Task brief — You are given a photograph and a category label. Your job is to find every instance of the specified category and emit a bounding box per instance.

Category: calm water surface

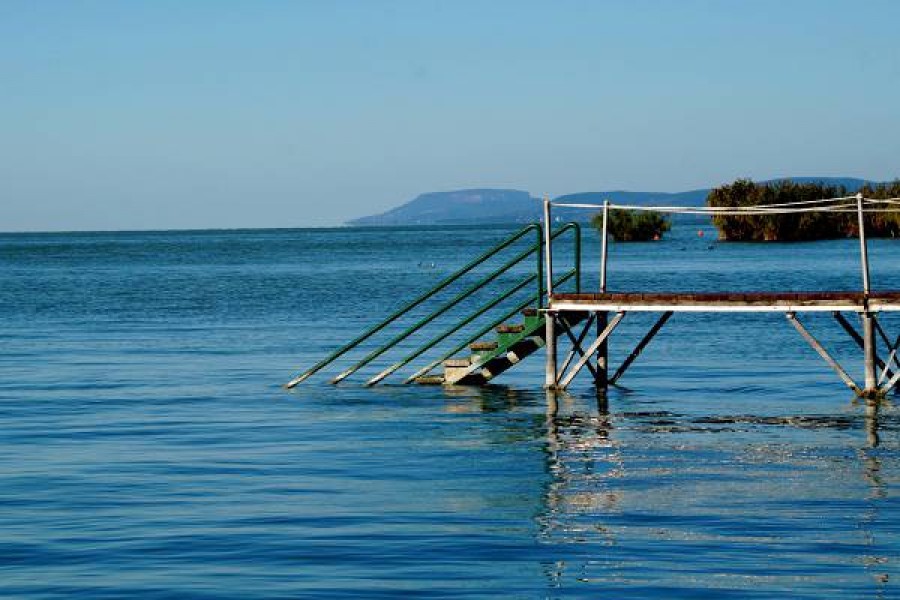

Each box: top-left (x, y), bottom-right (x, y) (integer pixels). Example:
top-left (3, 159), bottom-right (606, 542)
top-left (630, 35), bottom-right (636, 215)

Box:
top-left (1, 225), bottom-right (899, 598)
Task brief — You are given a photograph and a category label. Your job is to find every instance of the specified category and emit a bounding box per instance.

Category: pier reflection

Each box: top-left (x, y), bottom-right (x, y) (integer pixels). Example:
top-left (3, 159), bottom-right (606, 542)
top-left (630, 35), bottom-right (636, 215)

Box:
top-left (430, 385), bottom-right (896, 594)
top-left (538, 390), bottom-right (622, 548)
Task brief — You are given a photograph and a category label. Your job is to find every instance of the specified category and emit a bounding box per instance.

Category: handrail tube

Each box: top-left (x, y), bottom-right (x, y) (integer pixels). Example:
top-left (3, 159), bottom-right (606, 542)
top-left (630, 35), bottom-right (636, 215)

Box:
top-left (360, 223), bottom-right (579, 384)
top-left (543, 197), bottom-right (553, 297)
top-left (285, 223), bottom-right (541, 388)
top-left (367, 274), bottom-right (539, 385)
top-left (565, 222), bottom-right (581, 293)
top-left (404, 269), bottom-right (577, 383)
top-left (334, 231), bottom-right (543, 383)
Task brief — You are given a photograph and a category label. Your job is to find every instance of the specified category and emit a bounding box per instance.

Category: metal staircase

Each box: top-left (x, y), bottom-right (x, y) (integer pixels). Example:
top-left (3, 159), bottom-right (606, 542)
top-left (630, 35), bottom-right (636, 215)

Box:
top-left (284, 223), bottom-right (581, 388)
top-left (414, 308), bottom-right (589, 385)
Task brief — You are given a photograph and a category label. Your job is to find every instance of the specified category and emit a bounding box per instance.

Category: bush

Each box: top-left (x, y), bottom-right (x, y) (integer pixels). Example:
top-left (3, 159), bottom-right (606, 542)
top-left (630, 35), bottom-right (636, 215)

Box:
top-left (707, 179), bottom-right (900, 241)
top-left (592, 209), bottom-right (671, 242)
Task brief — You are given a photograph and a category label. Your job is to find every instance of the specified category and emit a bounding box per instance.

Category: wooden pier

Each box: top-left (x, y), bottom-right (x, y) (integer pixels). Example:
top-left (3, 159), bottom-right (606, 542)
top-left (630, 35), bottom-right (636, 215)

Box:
top-left (542, 194), bottom-right (900, 399)
top-left (286, 193), bottom-right (899, 398)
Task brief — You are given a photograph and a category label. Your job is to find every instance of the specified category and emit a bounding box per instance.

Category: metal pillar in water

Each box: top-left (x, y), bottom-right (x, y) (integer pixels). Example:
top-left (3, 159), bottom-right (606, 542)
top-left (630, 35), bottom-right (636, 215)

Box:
top-left (543, 196), bottom-right (557, 389)
top-left (596, 200), bottom-right (611, 394)
top-left (863, 314), bottom-right (877, 395)
top-left (856, 193), bottom-right (879, 396)
top-left (545, 312), bottom-right (558, 389)
top-left (595, 311), bottom-right (609, 394)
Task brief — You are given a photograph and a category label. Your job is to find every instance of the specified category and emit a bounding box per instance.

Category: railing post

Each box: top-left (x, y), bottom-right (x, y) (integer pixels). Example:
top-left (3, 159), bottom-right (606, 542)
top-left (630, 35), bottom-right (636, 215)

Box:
top-left (600, 200), bottom-right (610, 293)
top-left (857, 193), bottom-right (870, 296)
top-left (543, 195), bottom-right (553, 299)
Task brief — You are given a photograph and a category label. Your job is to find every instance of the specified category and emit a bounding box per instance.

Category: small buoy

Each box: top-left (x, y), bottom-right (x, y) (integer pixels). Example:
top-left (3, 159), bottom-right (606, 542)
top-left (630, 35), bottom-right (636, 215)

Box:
top-left (697, 230), bottom-right (704, 238)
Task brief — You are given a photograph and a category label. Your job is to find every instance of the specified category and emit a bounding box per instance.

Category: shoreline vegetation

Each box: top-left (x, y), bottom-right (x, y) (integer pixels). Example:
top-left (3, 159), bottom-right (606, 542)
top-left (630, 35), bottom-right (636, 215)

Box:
top-left (707, 179), bottom-right (900, 242)
top-left (591, 179), bottom-right (900, 242)
top-left (590, 209), bottom-right (671, 242)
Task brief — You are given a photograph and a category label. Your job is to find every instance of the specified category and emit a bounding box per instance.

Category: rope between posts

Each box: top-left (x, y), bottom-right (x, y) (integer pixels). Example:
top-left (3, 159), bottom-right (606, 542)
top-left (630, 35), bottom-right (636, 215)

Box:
top-left (551, 196), bottom-right (900, 215)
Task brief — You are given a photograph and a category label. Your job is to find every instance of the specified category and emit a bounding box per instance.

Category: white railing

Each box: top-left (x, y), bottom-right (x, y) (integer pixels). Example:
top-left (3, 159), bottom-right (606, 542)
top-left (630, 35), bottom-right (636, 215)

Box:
top-left (542, 192), bottom-right (900, 298)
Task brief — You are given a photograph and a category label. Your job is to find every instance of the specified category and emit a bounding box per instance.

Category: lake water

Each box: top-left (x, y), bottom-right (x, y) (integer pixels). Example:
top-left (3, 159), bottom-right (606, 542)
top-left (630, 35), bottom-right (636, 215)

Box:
top-left (1, 225), bottom-right (899, 598)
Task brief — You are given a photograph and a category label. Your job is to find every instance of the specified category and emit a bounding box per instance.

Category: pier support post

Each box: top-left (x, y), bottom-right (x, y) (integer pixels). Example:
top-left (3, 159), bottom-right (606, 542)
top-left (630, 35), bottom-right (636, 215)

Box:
top-left (545, 311), bottom-right (558, 389)
top-left (862, 311), bottom-right (878, 397)
top-left (595, 311), bottom-right (609, 394)
top-left (856, 192), bottom-right (881, 398)
top-left (597, 203), bottom-right (610, 395)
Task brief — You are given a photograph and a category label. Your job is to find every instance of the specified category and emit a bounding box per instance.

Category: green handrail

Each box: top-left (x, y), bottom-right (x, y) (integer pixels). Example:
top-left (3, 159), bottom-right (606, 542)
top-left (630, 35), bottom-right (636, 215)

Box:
top-left (402, 269), bottom-right (577, 384)
top-left (385, 224), bottom-right (579, 384)
top-left (367, 273), bottom-right (540, 386)
top-left (553, 222), bottom-right (581, 294)
top-left (284, 221), bottom-right (580, 387)
top-left (285, 224), bottom-right (542, 388)
top-left (339, 243), bottom-right (543, 384)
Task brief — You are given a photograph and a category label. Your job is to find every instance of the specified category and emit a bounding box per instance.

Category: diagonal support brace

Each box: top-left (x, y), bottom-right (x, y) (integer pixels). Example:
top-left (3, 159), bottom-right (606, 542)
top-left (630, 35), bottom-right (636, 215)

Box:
top-left (558, 314), bottom-right (598, 383)
top-left (558, 312), bottom-right (626, 389)
top-left (610, 311), bottom-right (672, 385)
top-left (833, 312), bottom-right (896, 384)
top-left (872, 319), bottom-right (900, 384)
top-left (880, 333), bottom-right (900, 385)
top-left (788, 312), bottom-right (862, 395)
top-left (883, 366), bottom-right (900, 394)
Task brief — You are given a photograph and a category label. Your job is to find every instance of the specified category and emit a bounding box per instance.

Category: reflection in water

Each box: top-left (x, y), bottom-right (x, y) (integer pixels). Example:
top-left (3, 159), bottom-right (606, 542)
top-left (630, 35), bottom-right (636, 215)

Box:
top-left (427, 384), bottom-right (897, 595)
top-left (866, 397), bottom-right (882, 449)
top-left (539, 390), bottom-right (622, 552)
top-left (529, 390), bottom-right (897, 595)
top-left (440, 384), bottom-right (533, 414)
top-left (861, 398), bottom-right (891, 595)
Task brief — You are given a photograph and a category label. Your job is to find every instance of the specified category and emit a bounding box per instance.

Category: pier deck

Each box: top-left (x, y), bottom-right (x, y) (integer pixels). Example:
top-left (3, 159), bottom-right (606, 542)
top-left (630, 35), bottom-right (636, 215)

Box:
top-left (551, 291), bottom-right (900, 313)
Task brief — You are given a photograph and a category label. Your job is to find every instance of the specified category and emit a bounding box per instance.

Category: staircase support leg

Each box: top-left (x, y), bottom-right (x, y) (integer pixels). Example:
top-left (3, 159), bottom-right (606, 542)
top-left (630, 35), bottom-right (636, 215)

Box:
top-left (545, 311), bottom-right (558, 389)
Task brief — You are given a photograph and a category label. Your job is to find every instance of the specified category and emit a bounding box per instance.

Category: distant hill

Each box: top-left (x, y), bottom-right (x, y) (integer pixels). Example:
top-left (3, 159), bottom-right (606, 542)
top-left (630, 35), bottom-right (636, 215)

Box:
top-left (347, 177), bottom-right (878, 226)
top-left (348, 189), bottom-right (538, 226)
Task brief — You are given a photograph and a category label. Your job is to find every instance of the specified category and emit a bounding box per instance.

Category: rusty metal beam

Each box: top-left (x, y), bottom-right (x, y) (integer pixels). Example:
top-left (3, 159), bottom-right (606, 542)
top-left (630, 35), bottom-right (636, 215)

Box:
top-left (609, 311), bottom-right (672, 385)
top-left (787, 312), bottom-right (862, 395)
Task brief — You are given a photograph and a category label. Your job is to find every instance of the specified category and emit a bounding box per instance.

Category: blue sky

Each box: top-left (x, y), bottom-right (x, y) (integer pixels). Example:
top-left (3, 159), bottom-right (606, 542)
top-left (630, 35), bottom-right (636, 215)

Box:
top-left (2, 0), bottom-right (899, 231)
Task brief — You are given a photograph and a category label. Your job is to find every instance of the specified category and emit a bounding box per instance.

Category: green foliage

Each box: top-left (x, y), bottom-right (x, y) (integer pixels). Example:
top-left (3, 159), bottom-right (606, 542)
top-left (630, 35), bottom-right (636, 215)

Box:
top-left (707, 179), bottom-right (900, 241)
top-left (592, 209), bottom-right (671, 242)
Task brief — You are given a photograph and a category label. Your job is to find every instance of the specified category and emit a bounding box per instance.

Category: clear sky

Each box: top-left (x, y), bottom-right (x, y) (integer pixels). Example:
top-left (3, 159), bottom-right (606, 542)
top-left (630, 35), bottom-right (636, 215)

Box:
top-left (2, 0), bottom-right (899, 231)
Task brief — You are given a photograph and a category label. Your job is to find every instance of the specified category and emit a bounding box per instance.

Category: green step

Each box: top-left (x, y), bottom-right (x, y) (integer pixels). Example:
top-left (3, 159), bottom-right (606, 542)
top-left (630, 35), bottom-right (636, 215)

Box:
top-left (444, 311), bottom-right (589, 385)
top-left (443, 358), bottom-right (471, 368)
top-left (470, 340), bottom-right (498, 351)
top-left (496, 324), bottom-right (525, 334)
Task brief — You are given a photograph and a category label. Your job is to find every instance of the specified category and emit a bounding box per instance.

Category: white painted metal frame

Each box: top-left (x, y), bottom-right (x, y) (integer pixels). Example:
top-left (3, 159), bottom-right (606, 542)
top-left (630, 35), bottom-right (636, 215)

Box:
top-left (539, 191), bottom-right (900, 396)
top-left (549, 301), bottom-right (900, 313)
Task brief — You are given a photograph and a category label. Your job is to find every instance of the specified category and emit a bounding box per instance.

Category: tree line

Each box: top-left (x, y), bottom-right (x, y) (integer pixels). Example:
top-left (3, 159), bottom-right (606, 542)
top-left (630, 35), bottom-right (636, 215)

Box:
top-left (707, 179), bottom-right (900, 241)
